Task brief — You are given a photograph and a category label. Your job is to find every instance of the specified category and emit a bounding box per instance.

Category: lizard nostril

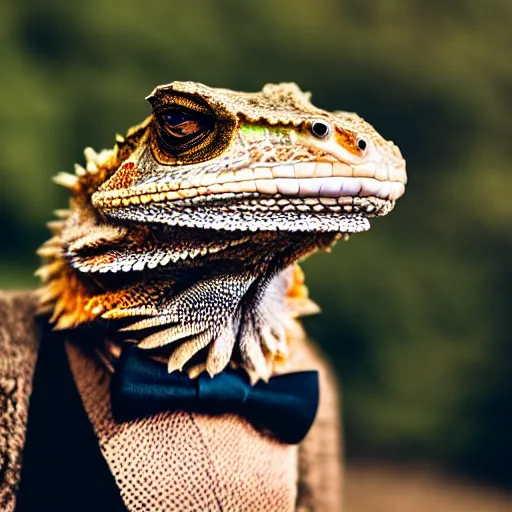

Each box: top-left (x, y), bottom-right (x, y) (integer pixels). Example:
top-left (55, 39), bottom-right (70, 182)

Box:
top-left (357, 137), bottom-right (368, 152)
top-left (310, 120), bottom-right (332, 139)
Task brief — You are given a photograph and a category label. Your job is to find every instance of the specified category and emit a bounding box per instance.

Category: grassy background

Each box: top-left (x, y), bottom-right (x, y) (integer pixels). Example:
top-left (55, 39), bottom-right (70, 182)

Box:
top-left (1, 0), bottom-right (511, 488)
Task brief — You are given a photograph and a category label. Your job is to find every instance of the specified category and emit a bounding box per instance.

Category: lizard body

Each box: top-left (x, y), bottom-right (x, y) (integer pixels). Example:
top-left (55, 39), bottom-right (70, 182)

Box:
top-left (37, 82), bottom-right (406, 382)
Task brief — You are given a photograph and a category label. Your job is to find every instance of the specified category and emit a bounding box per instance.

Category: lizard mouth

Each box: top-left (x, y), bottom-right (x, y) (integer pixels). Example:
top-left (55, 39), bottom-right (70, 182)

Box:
top-left (92, 161), bottom-right (405, 233)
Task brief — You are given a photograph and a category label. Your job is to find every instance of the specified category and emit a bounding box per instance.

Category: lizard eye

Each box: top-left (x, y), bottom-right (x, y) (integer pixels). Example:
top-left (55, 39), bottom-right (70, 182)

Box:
top-left (310, 120), bottom-right (332, 139)
top-left (158, 107), bottom-right (215, 151)
top-left (148, 91), bottom-right (238, 165)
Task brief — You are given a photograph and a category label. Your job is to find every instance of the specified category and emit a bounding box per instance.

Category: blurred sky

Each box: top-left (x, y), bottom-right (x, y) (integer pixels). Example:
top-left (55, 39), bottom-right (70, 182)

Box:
top-left (0, 0), bottom-right (511, 488)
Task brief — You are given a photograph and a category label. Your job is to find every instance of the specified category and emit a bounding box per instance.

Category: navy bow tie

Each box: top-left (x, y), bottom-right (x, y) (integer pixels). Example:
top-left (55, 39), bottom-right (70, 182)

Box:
top-left (110, 346), bottom-right (319, 444)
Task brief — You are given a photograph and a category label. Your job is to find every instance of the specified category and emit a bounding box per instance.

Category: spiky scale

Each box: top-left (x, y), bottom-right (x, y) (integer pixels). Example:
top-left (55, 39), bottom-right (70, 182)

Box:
top-left (138, 323), bottom-right (206, 350)
top-left (53, 172), bottom-right (80, 191)
top-left (206, 326), bottom-right (237, 377)
top-left (167, 331), bottom-right (212, 373)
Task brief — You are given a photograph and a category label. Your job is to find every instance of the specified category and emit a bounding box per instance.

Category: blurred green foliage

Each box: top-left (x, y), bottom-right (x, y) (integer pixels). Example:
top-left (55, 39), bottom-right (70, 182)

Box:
top-left (1, 0), bottom-right (510, 487)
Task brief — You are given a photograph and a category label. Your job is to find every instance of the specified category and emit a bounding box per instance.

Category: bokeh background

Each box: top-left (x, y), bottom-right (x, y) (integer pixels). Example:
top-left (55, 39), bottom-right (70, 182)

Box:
top-left (1, 0), bottom-right (511, 505)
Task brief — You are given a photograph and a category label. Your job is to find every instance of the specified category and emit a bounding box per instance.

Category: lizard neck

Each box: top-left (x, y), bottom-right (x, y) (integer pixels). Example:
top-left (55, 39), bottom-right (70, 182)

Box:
top-left (37, 202), bottom-right (331, 381)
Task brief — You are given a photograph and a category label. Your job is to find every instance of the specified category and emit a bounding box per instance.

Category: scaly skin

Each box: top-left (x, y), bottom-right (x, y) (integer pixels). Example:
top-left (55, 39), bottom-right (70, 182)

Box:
top-left (37, 82), bottom-right (406, 381)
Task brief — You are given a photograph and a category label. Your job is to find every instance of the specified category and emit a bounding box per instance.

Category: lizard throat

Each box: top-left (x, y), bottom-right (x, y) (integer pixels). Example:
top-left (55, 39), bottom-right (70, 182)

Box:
top-left (37, 214), bottom-right (337, 381)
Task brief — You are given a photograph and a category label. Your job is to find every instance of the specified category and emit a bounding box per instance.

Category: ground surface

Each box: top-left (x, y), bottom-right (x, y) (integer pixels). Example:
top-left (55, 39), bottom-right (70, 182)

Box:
top-left (345, 463), bottom-right (512, 512)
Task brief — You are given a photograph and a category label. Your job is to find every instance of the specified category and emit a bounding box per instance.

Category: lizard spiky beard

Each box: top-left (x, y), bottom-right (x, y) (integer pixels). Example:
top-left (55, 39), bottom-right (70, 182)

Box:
top-left (37, 82), bottom-right (406, 381)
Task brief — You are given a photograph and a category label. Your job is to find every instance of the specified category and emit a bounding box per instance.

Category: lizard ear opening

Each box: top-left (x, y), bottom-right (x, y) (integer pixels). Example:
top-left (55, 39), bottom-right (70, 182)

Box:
top-left (149, 92), bottom-right (237, 165)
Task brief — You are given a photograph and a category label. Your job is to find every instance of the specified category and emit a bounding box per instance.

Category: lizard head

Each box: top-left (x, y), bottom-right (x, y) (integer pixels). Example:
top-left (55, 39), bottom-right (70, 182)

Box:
top-left (92, 81), bottom-right (406, 232)
top-left (38, 82), bottom-right (406, 381)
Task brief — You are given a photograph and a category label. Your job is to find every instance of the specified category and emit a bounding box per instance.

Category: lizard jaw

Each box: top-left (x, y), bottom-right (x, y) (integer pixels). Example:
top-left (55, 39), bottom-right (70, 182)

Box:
top-left (92, 160), bottom-right (404, 233)
top-left (98, 195), bottom-right (376, 233)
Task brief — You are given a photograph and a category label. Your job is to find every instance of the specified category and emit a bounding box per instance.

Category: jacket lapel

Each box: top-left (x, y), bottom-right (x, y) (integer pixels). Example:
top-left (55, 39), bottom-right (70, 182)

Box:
top-left (0, 292), bottom-right (39, 512)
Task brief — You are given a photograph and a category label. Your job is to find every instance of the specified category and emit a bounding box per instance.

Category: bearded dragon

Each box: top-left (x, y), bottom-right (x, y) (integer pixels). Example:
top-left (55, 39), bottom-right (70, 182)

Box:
top-left (36, 81), bottom-right (406, 383)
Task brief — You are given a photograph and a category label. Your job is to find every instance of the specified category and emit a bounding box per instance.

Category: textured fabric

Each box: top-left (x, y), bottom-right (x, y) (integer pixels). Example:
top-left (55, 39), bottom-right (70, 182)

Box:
top-left (0, 291), bottom-right (38, 512)
top-left (293, 341), bottom-right (344, 512)
top-left (67, 341), bottom-right (300, 512)
top-left (15, 329), bottom-right (126, 512)
top-left (112, 344), bottom-right (319, 444)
